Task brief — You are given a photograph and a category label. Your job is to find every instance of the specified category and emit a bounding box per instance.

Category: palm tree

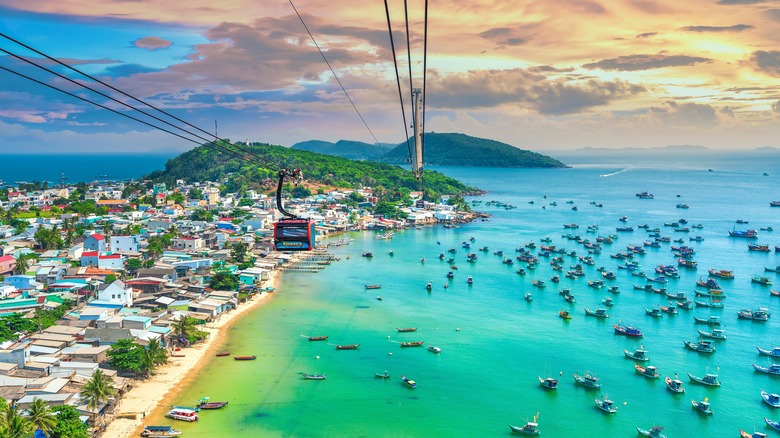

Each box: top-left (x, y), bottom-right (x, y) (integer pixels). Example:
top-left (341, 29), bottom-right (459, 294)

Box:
top-left (24, 398), bottom-right (57, 437)
top-left (1, 402), bottom-right (35, 438)
top-left (172, 316), bottom-right (197, 347)
top-left (80, 370), bottom-right (117, 425)
top-left (13, 253), bottom-right (35, 275)
top-left (146, 338), bottom-right (168, 367)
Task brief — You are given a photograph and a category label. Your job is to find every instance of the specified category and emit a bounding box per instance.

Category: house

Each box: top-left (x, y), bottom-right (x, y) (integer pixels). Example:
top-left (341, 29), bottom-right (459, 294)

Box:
top-left (83, 234), bottom-right (107, 252)
top-left (110, 235), bottom-right (140, 253)
top-left (80, 252), bottom-right (124, 270)
top-left (0, 255), bottom-right (16, 275)
top-left (2, 275), bottom-right (40, 291)
top-left (96, 280), bottom-right (134, 307)
top-left (171, 237), bottom-right (204, 251)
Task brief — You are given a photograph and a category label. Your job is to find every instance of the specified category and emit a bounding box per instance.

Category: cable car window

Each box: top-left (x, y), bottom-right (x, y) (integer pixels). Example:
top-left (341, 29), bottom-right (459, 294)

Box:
top-left (279, 226), bottom-right (308, 238)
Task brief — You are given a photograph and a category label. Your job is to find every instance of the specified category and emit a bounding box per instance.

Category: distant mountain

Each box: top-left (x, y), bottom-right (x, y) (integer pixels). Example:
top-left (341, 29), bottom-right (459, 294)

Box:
top-left (381, 133), bottom-right (565, 168)
top-left (291, 140), bottom-right (395, 160)
top-left (576, 145), bottom-right (710, 152)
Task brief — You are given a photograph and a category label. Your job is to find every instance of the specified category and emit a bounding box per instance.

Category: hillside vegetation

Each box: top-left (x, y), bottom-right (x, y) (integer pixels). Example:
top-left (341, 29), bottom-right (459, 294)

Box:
top-left (291, 140), bottom-right (395, 160)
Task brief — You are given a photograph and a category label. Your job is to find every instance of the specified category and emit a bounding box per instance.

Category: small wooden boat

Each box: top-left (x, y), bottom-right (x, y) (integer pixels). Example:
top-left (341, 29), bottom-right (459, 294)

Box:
top-left (695, 299), bottom-right (724, 308)
top-left (166, 408), bottom-right (199, 422)
top-left (524, 292), bottom-right (533, 301)
top-left (693, 315), bottom-right (721, 325)
top-left (738, 308), bottom-right (770, 321)
top-left (302, 373), bottom-right (326, 380)
top-left (739, 429), bottom-right (768, 438)
top-left (374, 371), bottom-right (390, 379)
top-left (584, 308), bottom-right (609, 318)
top-left (765, 417), bottom-right (780, 432)
top-left (197, 397), bottom-right (228, 409)
top-left (614, 324), bottom-right (642, 337)
top-left (559, 310), bottom-right (572, 320)
top-left (396, 328), bottom-right (417, 332)
top-left (684, 340), bottom-right (715, 354)
top-left (336, 344), bottom-right (360, 350)
top-left (365, 284), bottom-right (381, 289)
top-left (666, 376), bottom-right (685, 393)
top-left (636, 425), bottom-right (666, 438)
top-left (762, 389), bottom-right (780, 407)
top-left (427, 345), bottom-right (442, 354)
top-left (753, 363), bottom-right (780, 375)
top-left (376, 296), bottom-right (382, 301)
top-left (573, 371), bottom-right (601, 389)
top-left (141, 426), bottom-right (183, 437)
top-left (595, 395), bottom-right (618, 413)
top-left (687, 372), bottom-right (720, 386)
top-left (635, 364), bottom-right (659, 378)
top-left (308, 335), bottom-right (328, 341)
top-left (752, 275), bottom-right (772, 286)
top-left (539, 376), bottom-right (558, 389)
top-left (401, 375), bottom-right (417, 388)
top-left (216, 352), bottom-right (230, 357)
top-left (708, 269), bottom-right (734, 279)
top-left (509, 420), bottom-right (540, 435)
top-left (645, 307), bottom-right (663, 318)
top-left (400, 341), bottom-right (425, 348)
top-left (625, 349), bottom-right (649, 361)
top-left (608, 286), bottom-right (620, 294)
top-left (696, 328), bottom-right (726, 340)
top-left (233, 355), bottom-right (257, 361)
top-left (691, 399), bottom-right (713, 415)
top-left (758, 346), bottom-right (780, 357)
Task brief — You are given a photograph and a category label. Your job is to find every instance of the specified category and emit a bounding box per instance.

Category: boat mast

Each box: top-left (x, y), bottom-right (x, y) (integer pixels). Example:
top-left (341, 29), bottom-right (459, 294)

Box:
top-left (411, 87), bottom-right (423, 180)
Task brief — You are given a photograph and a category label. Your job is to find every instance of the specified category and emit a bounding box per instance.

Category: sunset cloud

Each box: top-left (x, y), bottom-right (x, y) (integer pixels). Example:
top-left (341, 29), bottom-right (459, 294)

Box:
top-left (134, 36), bottom-right (173, 50)
top-left (679, 24), bottom-right (753, 32)
top-left (582, 53), bottom-right (711, 71)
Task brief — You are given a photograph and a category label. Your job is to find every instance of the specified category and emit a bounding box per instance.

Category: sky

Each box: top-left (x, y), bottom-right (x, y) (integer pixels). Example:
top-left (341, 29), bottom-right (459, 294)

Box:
top-left (1, 0), bottom-right (779, 155)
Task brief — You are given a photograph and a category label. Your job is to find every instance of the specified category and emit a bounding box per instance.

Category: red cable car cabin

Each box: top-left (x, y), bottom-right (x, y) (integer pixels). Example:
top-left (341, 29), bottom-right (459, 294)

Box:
top-left (273, 218), bottom-right (316, 251)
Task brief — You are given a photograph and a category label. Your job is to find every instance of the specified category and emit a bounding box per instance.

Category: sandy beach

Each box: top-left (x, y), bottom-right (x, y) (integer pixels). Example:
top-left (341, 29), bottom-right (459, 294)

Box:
top-left (103, 271), bottom-right (282, 438)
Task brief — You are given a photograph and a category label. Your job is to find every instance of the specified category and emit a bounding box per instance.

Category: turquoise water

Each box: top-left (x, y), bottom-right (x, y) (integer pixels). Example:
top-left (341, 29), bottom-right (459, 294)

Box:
top-left (158, 158), bottom-right (780, 437)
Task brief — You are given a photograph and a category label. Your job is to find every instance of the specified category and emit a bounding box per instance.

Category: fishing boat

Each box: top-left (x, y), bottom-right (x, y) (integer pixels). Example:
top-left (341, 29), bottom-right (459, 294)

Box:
top-left (166, 408), bottom-right (199, 422)
top-left (401, 375), bottom-right (417, 388)
top-left (400, 341), bottom-right (425, 348)
top-left (696, 278), bottom-right (721, 289)
top-left (695, 299), bottom-right (724, 308)
top-left (302, 373), bottom-right (326, 380)
top-left (467, 275), bottom-right (473, 284)
top-left (308, 335), bottom-right (328, 341)
top-left (694, 289), bottom-right (726, 298)
top-left (614, 324), bottom-right (642, 337)
top-left (625, 348), bottom-right (649, 361)
top-left (197, 397), bottom-right (228, 409)
top-left (573, 371), bottom-right (601, 389)
top-left (666, 376), bottom-right (685, 393)
top-left (739, 430), bottom-right (767, 438)
top-left (584, 308), bottom-right (609, 318)
top-left (588, 279), bottom-right (605, 288)
top-left (693, 315), bottom-right (721, 325)
top-left (765, 418), bottom-right (780, 432)
top-left (233, 355), bottom-right (257, 360)
top-left (687, 372), bottom-right (720, 386)
top-left (532, 280), bottom-right (546, 288)
top-left (677, 258), bottom-right (698, 268)
top-left (729, 229), bottom-right (758, 238)
top-left (559, 310), bottom-right (572, 320)
top-left (752, 275), bottom-right (772, 286)
top-left (524, 292), bottom-right (533, 301)
top-left (365, 284), bottom-right (381, 289)
top-left (361, 251), bottom-right (373, 257)
top-left (595, 395), bottom-right (618, 413)
top-left (539, 376), bottom-right (558, 389)
top-left (509, 421), bottom-right (540, 435)
top-left (446, 271), bottom-right (454, 279)
top-left (645, 307), bottom-right (663, 318)
top-left (660, 304), bottom-right (678, 315)
top-left (757, 346), bottom-right (780, 357)
top-left (677, 300), bottom-right (694, 309)
top-left (427, 345), bottom-right (442, 354)
top-left (762, 390), bottom-right (780, 407)
top-left (374, 371), bottom-right (390, 379)
top-left (396, 327), bottom-right (417, 332)
top-left (696, 328), bottom-right (726, 340)
top-left (691, 399), bottom-right (713, 415)
top-left (608, 285), bottom-right (620, 294)
top-left (766, 265), bottom-right (780, 273)
top-left (215, 352), bottom-right (230, 357)
top-left (636, 425), bottom-right (666, 438)
top-left (335, 344), bottom-right (360, 350)
top-left (753, 363), bottom-right (780, 375)
top-left (426, 282), bottom-right (432, 291)
top-left (666, 291), bottom-right (687, 300)
top-left (602, 297), bottom-right (614, 307)
top-left (376, 296), bottom-right (382, 300)
top-left (684, 340), bottom-right (716, 353)
top-left (635, 364), bottom-right (659, 378)
top-left (737, 308), bottom-right (770, 321)
top-left (646, 276), bottom-right (667, 284)
top-left (708, 269), bottom-right (735, 279)
top-left (141, 426), bottom-right (183, 437)
top-left (749, 243), bottom-right (771, 252)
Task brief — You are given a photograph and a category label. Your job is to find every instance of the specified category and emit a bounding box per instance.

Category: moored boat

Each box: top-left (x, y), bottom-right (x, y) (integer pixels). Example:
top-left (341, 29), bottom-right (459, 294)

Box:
top-left (308, 335), bottom-right (328, 341)
top-left (573, 371), bottom-right (601, 389)
top-left (365, 284), bottom-right (381, 289)
top-left (141, 426), bottom-right (183, 437)
top-left (396, 327), bottom-right (417, 332)
top-left (336, 344), bottom-right (360, 350)
top-left (684, 340), bottom-right (716, 353)
top-left (666, 376), bottom-right (685, 393)
top-left (509, 421), bottom-right (540, 435)
top-left (427, 345), bottom-right (442, 354)
top-left (693, 315), bottom-right (721, 325)
top-left (737, 308), bottom-right (770, 321)
top-left (762, 389), bottom-right (780, 407)
top-left (635, 364), bottom-right (659, 378)
top-left (197, 397), bottom-right (228, 409)
top-left (691, 399), bottom-right (713, 415)
top-left (302, 373), bottom-right (326, 380)
top-left (687, 372), bottom-right (720, 386)
top-left (215, 351), bottom-right (230, 357)
top-left (765, 417), bottom-right (780, 432)
top-left (524, 292), bottom-right (533, 301)
top-left (752, 275), bottom-right (772, 286)
top-left (374, 371), bottom-right (390, 379)
top-left (625, 348), bottom-right (649, 361)
top-left (614, 324), bottom-right (642, 337)
top-left (539, 376), bottom-right (558, 389)
top-left (400, 341), bottom-right (425, 348)
top-left (708, 269), bottom-right (735, 279)
top-left (696, 328), bottom-right (726, 340)
top-left (645, 307), bottom-right (663, 317)
top-left (739, 429), bottom-right (767, 438)
top-left (729, 229), bottom-right (758, 238)
top-left (559, 310), bottom-right (572, 320)
top-left (166, 408), bottom-right (198, 422)
top-left (233, 355), bottom-right (256, 360)
top-left (584, 308), bottom-right (609, 318)
top-left (636, 425), bottom-right (666, 437)
top-left (757, 346), bottom-right (780, 357)
top-left (401, 375), bottom-right (417, 388)
top-left (753, 363), bottom-right (780, 375)
top-left (595, 395), bottom-right (618, 413)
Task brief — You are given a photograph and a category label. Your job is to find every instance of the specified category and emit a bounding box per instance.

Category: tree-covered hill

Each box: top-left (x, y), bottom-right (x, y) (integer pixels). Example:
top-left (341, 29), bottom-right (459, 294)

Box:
top-left (145, 141), bottom-right (477, 198)
top-left (291, 140), bottom-right (395, 160)
top-left (381, 132), bottom-right (566, 168)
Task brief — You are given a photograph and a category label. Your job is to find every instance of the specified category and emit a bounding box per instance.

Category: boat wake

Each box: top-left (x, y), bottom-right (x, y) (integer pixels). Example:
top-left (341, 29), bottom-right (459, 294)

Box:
top-left (600, 168), bottom-right (628, 178)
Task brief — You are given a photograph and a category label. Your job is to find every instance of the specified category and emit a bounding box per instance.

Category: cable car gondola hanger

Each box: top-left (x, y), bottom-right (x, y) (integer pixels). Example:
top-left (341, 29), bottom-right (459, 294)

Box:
top-left (273, 168), bottom-right (317, 251)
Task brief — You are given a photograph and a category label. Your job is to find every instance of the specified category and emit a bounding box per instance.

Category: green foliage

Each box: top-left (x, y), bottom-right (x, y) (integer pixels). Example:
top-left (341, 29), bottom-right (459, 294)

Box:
top-left (168, 192), bottom-right (186, 205)
top-left (80, 369), bottom-right (117, 412)
top-left (231, 241), bottom-right (248, 263)
top-left (0, 300), bottom-right (74, 342)
top-left (63, 200), bottom-right (100, 216)
top-left (291, 139), bottom-right (396, 160)
top-left (107, 339), bottom-right (145, 375)
top-left (382, 132), bottom-right (566, 168)
top-left (1, 401), bottom-right (34, 438)
top-left (237, 198), bottom-right (254, 207)
top-left (25, 397), bottom-right (58, 436)
top-left (209, 271), bottom-right (239, 291)
top-left (50, 405), bottom-right (89, 438)
top-left (291, 186), bottom-right (312, 198)
top-left (34, 226), bottom-right (64, 250)
top-left (104, 274), bottom-right (117, 284)
top-left (191, 209), bottom-right (213, 222)
top-left (173, 316), bottom-right (208, 345)
top-left (373, 201), bottom-right (402, 219)
top-left (188, 188), bottom-right (203, 199)
top-left (125, 258), bottom-right (142, 274)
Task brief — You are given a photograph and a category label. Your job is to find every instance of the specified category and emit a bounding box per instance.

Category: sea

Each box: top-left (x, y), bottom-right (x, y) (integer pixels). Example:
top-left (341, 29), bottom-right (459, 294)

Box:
top-left (126, 150), bottom-right (780, 437)
top-left (0, 154), bottom-right (174, 185)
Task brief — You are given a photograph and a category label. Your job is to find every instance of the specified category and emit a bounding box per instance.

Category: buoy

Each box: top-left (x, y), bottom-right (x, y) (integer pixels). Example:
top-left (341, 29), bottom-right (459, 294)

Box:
top-left (387, 335), bottom-right (391, 339)
top-left (455, 328), bottom-right (461, 331)
top-left (388, 352), bottom-right (393, 356)
top-left (316, 356), bottom-right (320, 359)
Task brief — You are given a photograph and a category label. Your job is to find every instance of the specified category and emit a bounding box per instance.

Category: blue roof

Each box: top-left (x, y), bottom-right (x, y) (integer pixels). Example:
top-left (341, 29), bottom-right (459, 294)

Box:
top-left (123, 316), bottom-right (152, 323)
top-left (148, 326), bottom-right (171, 334)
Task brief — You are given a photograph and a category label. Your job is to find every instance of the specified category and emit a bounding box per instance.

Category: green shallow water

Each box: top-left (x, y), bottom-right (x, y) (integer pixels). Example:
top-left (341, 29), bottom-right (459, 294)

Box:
top-left (151, 161), bottom-right (780, 437)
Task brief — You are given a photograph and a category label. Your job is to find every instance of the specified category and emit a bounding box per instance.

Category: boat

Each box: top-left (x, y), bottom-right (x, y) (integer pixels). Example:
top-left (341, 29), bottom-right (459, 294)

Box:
top-left (400, 341), bottom-right (425, 347)
top-left (374, 371), bottom-right (390, 379)
top-left (376, 296), bottom-right (382, 300)
top-left (141, 426), bottom-right (183, 437)
top-left (216, 352), bottom-right (230, 357)
top-left (693, 315), bottom-right (721, 325)
top-left (427, 345), bottom-right (442, 354)
top-left (694, 289), bottom-right (726, 298)
top-left (753, 363), bottom-right (780, 375)
top-left (666, 376), bottom-right (685, 393)
top-left (336, 344), bottom-right (360, 350)
top-left (752, 275), bottom-right (772, 286)
top-left (774, 289), bottom-right (780, 297)
top-left (696, 328), bottom-right (726, 340)
top-left (302, 373), bottom-right (326, 380)
top-left (676, 203), bottom-right (689, 209)
top-left (362, 251), bottom-right (374, 257)
top-left (635, 364), bottom-right (659, 378)
top-left (559, 310), bottom-right (572, 320)
top-left (532, 280), bottom-right (546, 288)
top-left (636, 425), bottom-right (666, 438)
top-left (595, 395), bottom-right (618, 413)
top-left (687, 372), bottom-right (720, 386)
top-left (614, 324), bottom-right (642, 337)
top-left (708, 269), bottom-right (735, 279)
top-left (584, 308), bottom-right (609, 318)
top-left (695, 299), bottom-right (724, 308)
top-left (749, 243), bottom-right (772, 252)
top-left (757, 346), bottom-right (780, 357)
top-left (602, 297), bottom-right (614, 307)
top-left (539, 376), bottom-right (558, 389)
top-left (625, 349), bottom-right (649, 361)
top-left (696, 278), bottom-right (721, 289)
top-left (396, 327), bottom-right (417, 332)
top-left (308, 335), bottom-right (328, 341)
top-left (762, 390), bottom-right (780, 407)
top-left (737, 219), bottom-right (750, 224)
top-left (636, 192), bottom-right (654, 199)
top-left (573, 371), bottom-right (601, 389)
top-left (425, 282), bottom-right (432, 291)
top-left (740, 429), bottom-right (768, 438)
top-left (446, 271), bottom-right (454, 279)
top-left (737, 308), bottom-right (770, 321)
top-left (616, 226), bottom-right (633, 232)
top-left (765, 418), bottom-right (780, 432)
top-left (660, 304), bottom-right (678, 315)
top-left (684, 340), bottom-right (716, 353)
top-left (166, 408), bottom-right (199, 422)
top-left (401, 375), bottom-right (417, 388)
top-left (509, 421), bottom-right (540, 435)
top-left (766, 265), bottom-right (780, 273)
top-left (365, 284), bottom-right (381, 289)
top-left (608, 285), bottom-right (620, 294)
top-left (691, 399), bottom-right (713, 415)
top-left (197, 397), bottom-right (228, 409)
top-left (524, 292), bottom-right (533, 301)
top-left (233, 355), bottom-right (257, 360)
top-left (467, 275), bottom-right (473, 284)
top-left (729, 229), bottom-right (758, 238)
top-left (645, 307), bottom-right (663, 317)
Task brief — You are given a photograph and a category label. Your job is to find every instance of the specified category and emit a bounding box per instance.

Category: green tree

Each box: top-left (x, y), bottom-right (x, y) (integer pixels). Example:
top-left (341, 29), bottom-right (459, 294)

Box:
top-left (373, 201), bottom-right (400, 218)
top-left (190, 209), bottom-right (213, 222)
top-left (208, 271), bottom-right (239, 291)
top-left (103, 274), bottom-right (117, 284)
top-left (291, 186), bottom-right (312, 198)
top-left (34, 226), bottom-right (64, 250)
top-left (172, 316), bottom-right (207, 346)
top-left (145, 337), bottom-right (168, 367)
top-left (188, 188), bottom-right (203, 199)
top-left (125, 258), bottom-right (142, 276)
top-left (168, 192), bottom-right (185, 205)
top-left (50, 405), bottom-right (89, 438)
top-left (13, 253), bottom-right (38, 275)
top-left (231, 241), bottom-right (248, 263)
top-left (107, 339), bottom-right (144, 375)
top-left (1, 401), bottom-right (34, 438)
top-left (79, 369), bottom-right (117, 420)
top-left (25, 397), bottom-right (57, 437)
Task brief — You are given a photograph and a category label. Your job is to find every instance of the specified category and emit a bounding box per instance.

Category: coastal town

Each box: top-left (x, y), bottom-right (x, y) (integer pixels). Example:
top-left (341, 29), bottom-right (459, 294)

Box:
top-left (0, 176), bottom-right (478, 437)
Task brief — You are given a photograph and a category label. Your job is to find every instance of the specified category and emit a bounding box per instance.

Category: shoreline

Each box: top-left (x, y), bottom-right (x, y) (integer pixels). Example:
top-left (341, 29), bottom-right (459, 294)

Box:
top-left (104, 270), bottom-right (283, 438)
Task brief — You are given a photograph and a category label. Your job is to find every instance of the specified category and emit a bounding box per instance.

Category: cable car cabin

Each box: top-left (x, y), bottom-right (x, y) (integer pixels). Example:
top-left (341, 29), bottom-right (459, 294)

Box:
top-left (273, 219), bottom-right (316, 251)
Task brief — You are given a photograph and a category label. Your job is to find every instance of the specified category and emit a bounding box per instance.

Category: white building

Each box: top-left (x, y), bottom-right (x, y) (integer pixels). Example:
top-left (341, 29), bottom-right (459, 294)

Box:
top-left (110, 235), bottom-right (140, 253)
top-left (97, 280), bottom-right (134, 307)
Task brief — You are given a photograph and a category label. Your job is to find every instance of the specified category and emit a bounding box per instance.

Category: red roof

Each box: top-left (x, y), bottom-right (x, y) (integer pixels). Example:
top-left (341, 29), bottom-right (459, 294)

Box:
top-left (90, 234), bottom-right (105, 241)
top-left (0, 255), bottom-right (15, 263)
top-left (82, 251), bottom-right (99, 257)
top-left (99, 254), bottom-right (122, 259)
